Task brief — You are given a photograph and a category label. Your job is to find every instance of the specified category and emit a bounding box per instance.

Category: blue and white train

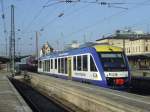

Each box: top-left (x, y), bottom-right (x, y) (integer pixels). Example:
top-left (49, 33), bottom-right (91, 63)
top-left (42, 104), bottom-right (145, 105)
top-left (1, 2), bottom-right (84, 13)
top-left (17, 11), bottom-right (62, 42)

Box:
top-left (38, 44), bottom-right (131, 89)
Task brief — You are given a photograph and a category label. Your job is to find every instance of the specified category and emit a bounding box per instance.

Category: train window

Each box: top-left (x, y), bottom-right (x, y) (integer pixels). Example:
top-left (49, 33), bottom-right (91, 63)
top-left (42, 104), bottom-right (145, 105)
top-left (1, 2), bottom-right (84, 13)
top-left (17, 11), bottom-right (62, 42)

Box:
top-left (90, 56), bottom-right (97, 72)
top-left (46, 60), bottom-right (48, 71)
top-left (55, 59), bottom-right (57, 69)
top-left (77, 56), bottom-right (81, 71)
top-left (83, 55), bottom-right (88, 71)
top-left (49, 60), bottom-right (51, 71)
top-left (48, 60), bottom-right (50, 72)
top-left (41, 61), bottom-right (43, 69)
top-left (65, 58), bottom-right (67, 74)
top-left (43, 61), bottom-right (45, 71)
top-left (38, 61), bottom-right (41, 68)
top-left (43, 61), bottom-right (44, 71)
top-left (45, 61), bottom-right (47, 71)
top-left (61, 58), bottom-right (64, 73)
top-left (51, 59), bottom-right (53, 69)
top-left (46, 60), bottom-right (47, 71)
top-left (44, 61), bottom-right (46, 71)
top-left (53, 59), bottom-right (55, 70)
top-left (47, 60), bottom-right (49, 71)
top-left (38, 61), bottom-right (40, 68)
top-left (58, 58), bottom-right (61, 73)
top-left (73, 56), bottom-right (76, 70)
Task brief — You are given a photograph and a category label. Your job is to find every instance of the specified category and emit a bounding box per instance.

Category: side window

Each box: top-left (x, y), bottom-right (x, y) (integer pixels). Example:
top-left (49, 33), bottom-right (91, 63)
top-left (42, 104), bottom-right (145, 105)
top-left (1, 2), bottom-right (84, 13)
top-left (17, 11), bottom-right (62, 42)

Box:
top-left (73, 56), bottom-right (76, 70)
top-left (48, 60), bottom-right (50, 72)
top-left (46, 60), bottom-right (48, 71)
top-left (55, 59), bottom-right (57, 69)
top-left (61, 58), bottom-right (64, 73)
top-left (45, 61), bottom-right (47, 71)
top-left (43, 61), bottom-right (44, 71)
top-left (90, 56), bottom-right (97, 72)
top-left (83, 55), bottom-right (88, 71)
top-left (51, 59), bottom-right (53, 69)
top-left (65, 58), bottom-right (67, 74)
top-left (38, 61), bottom-right (41, 68)
top-left (58, 58), bottom-right (61, 73)
top-left (77, 56), bottom-right (81, 71)
top-left (44, 60), bottom-right (45, 71)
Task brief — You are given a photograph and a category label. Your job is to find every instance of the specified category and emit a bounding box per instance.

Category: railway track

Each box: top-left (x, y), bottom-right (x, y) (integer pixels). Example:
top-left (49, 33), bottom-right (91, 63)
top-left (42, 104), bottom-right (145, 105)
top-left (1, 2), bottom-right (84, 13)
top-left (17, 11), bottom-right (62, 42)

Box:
top-left (128, 76), bottom-right (150, 95)
top-left (9, 77), bottom-right (70, 112)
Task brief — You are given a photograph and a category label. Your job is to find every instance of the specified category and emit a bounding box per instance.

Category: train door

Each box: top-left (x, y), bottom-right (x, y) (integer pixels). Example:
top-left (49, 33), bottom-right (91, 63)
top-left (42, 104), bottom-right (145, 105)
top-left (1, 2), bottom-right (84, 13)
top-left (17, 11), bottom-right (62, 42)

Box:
top-left (67, 57), bottom-right (72, 80)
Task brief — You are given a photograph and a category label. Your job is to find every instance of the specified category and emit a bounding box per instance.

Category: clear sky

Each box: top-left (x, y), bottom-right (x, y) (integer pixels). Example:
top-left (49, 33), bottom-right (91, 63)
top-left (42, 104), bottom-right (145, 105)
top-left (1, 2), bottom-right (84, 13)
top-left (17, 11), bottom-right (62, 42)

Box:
top-left (0, 0), bottom-right (150, 55)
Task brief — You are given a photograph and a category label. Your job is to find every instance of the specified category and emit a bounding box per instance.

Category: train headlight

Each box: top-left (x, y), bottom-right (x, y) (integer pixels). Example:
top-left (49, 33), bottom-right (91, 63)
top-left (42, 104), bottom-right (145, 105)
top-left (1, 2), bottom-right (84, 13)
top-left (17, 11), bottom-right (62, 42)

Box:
top-left (93, 73), bottom-right (97, 78)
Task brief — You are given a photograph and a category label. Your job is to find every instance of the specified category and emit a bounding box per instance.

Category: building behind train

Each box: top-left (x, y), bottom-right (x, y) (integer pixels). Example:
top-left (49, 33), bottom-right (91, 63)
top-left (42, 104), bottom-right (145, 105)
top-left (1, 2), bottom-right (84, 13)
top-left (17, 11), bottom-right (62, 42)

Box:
top-left (96, 29), bottom-right (150, 70)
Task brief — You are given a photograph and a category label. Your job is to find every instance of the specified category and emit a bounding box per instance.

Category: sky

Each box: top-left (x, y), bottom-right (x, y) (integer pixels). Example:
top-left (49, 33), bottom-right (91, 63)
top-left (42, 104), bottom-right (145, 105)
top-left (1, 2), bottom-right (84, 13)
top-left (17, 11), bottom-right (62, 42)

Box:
top-left (0, 0), bottom-right (150, 56)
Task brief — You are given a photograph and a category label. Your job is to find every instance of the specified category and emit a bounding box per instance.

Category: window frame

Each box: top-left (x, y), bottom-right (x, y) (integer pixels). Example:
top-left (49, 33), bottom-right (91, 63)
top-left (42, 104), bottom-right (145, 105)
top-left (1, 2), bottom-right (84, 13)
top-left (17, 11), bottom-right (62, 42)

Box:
top-left (90, 55), bottom-right (97, 72)
top-left (83, 55), bottom-right (88, 71)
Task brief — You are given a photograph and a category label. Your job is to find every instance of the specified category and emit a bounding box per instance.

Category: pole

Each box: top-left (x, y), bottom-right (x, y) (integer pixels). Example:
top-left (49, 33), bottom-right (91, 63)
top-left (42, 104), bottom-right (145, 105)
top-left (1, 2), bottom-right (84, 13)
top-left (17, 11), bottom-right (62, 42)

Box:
top-left (10, 5), bottom-right (15, 76)
top-left (36, 31), bottom-right (39, 59)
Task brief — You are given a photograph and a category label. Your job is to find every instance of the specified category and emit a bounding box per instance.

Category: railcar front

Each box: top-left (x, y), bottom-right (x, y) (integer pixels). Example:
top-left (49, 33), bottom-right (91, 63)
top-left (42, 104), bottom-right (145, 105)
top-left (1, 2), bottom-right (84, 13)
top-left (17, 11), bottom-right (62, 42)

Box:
top-left (94, 45), bottom-right (131, 89)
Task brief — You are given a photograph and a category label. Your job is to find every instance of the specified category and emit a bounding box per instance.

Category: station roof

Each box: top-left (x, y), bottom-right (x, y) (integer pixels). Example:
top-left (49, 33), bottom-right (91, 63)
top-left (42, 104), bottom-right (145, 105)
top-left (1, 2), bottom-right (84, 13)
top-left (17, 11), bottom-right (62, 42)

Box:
top-left (0, 56), bottom-right (9, 63)
top-left (0, 55), bottom-right (31, 63)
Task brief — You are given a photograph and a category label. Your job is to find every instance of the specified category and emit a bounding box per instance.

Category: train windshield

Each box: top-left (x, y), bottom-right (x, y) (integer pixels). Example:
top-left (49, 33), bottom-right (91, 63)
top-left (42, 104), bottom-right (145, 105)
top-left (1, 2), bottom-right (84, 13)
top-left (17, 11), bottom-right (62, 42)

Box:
top-left (99, 52), bottom-right (127, 71)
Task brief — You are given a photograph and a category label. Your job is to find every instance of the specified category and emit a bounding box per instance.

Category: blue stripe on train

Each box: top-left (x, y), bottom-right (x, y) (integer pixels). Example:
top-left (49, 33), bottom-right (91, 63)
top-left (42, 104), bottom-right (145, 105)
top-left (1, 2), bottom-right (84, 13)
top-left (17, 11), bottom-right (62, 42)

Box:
top-left (72, 77), bottom-right (107, 87)
top-left (89, 48), bottom-right (107, 85)
top-left (39, 72), bottom-right (108, 88)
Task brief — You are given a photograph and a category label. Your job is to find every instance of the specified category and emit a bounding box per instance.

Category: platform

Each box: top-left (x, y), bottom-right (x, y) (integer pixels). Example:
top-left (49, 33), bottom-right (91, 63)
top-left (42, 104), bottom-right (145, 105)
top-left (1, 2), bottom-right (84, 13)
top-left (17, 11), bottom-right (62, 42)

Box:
top-left (22, 72), bottom-right (150, 112)
top-left (131, 69), bottom-right (150, 77)
top-left (0, 71), bottom-right (32, 112)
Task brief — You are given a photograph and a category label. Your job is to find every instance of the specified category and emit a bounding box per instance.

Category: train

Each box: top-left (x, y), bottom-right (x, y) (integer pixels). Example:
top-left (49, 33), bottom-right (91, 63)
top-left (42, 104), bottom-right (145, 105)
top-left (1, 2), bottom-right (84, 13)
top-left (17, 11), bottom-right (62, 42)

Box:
top-left (16, 56), bottom-right (38, 73)
top-left (38, 44), bottom-right (131, 89)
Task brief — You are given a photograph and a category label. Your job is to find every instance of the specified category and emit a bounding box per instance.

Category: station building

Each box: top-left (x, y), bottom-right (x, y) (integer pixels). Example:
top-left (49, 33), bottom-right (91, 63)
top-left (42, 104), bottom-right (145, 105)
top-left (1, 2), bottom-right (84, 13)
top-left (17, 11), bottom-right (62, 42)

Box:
top-left (96, 29), bottom-right (150, 70)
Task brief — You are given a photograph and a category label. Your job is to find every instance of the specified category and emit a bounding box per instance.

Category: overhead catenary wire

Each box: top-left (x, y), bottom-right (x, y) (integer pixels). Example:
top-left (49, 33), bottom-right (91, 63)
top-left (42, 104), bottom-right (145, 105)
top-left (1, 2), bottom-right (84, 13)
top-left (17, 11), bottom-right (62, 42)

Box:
top-left (25, 0), bottom-right (150, 32)
top-left (24, 7), bottom-right (45, 31)
top-left (40, 2), bottom-right (90, 30)
top-left (21, 0), bottom-right (150, 51)
top-left (39, 0), bottom-right (129, 32)
top-left (24, 0), bottom-right (54, 32)
top-left (39, 1), bottom-right (82, 31)
top-left (24, 0), bottom-right (70, 32)
top-left (63, 0), bottom-right (150, 39)
top-left (24, 0), bottom-right (135, 33)
top-left (40, 14), bottom-right (63, 31)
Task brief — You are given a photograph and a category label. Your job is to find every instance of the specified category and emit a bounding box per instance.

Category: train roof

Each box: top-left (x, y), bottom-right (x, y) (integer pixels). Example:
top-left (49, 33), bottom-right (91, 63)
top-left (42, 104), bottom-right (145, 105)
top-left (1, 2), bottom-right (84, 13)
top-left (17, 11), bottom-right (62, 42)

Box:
top-left (93, 44), bottom-right (122, 52)
top-left (39, 44), bottom-right (123, 60)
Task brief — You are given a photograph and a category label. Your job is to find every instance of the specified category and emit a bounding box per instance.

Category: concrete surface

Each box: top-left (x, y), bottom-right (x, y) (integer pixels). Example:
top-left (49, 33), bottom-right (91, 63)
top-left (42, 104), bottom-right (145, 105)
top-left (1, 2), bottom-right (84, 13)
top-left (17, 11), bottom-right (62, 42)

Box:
top-left (20, 72), bottom-right (150, 112)
top-left (0, 70), bottom-right (32, 112)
